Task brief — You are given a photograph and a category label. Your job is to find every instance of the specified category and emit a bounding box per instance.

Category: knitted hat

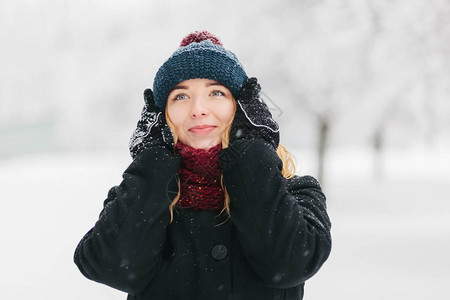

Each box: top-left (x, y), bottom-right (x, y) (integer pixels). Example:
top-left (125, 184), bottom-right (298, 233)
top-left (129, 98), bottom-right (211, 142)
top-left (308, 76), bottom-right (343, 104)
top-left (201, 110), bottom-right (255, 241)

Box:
top-left (153, 31), bottom-right (248, 110)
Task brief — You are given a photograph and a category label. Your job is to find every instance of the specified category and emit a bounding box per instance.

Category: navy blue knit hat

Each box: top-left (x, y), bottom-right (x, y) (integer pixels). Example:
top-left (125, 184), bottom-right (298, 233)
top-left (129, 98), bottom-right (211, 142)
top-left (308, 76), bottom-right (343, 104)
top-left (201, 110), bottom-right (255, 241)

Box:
top-left (153, 31), bottom-right (248, 110)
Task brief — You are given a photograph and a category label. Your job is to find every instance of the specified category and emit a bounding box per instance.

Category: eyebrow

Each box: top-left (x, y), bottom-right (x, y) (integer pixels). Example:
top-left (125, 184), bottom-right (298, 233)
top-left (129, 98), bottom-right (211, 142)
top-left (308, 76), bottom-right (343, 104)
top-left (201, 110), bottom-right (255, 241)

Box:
top-left (206, 82), bottom-right (224, 87)
top-left (171, 84), bottom-right (188, 91)
top-left (171, 81), bottom-right (224, 91)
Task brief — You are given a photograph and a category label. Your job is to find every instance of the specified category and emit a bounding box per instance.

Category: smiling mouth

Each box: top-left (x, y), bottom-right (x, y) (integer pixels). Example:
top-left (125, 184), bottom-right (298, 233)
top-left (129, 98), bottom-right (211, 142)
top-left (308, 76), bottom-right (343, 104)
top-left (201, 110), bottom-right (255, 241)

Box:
top-left (189, 125), bottom-right (217, 134)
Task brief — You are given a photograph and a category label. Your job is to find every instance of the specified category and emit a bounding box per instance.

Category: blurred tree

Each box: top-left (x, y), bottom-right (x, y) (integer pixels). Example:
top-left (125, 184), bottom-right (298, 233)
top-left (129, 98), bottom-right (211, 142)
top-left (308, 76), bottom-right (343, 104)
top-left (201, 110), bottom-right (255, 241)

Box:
top-left (232, 0), bottom-right (373, 183)
top-left (360, 0), bottom-right (450, 178)
top-left (229, 0), bottom-right (450, 183)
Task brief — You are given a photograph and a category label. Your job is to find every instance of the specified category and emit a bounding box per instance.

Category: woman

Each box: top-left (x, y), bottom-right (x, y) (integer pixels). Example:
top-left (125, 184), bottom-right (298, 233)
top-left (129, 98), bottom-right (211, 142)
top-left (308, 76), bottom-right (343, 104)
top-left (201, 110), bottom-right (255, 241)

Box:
top-left (74, 31), bottom-right (331, 300)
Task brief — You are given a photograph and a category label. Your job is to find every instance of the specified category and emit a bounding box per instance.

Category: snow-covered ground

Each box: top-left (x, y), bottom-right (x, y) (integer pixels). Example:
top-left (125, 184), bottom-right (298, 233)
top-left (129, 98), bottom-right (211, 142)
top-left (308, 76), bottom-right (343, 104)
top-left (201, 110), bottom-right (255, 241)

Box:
top-left (1, 148), bottom-right (449, 299)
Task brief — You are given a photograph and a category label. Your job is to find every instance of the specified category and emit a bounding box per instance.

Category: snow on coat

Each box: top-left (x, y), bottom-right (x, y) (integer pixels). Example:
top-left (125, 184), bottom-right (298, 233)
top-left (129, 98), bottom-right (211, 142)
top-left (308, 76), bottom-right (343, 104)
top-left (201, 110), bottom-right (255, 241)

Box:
top-left (74, 139), bottom-right (332, 300)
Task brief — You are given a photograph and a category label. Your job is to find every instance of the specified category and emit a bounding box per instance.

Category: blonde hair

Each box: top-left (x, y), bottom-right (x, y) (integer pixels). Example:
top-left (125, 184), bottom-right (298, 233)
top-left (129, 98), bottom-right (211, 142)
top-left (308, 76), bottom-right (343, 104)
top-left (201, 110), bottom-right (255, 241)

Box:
top-left (165, 100), bottom-right (296, 222)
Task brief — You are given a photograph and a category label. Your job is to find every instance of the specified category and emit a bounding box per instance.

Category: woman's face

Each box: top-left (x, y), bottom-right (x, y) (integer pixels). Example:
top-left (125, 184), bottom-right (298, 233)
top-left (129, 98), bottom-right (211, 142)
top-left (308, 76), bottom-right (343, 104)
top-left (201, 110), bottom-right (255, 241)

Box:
top-left (166, 78), bottom-right (235, 149)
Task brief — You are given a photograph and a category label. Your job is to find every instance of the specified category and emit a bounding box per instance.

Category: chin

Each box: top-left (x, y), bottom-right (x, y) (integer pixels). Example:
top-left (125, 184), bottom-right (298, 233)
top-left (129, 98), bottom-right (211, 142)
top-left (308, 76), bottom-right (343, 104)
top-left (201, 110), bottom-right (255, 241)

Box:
top-left (191, 140), bottom-right (221, 150)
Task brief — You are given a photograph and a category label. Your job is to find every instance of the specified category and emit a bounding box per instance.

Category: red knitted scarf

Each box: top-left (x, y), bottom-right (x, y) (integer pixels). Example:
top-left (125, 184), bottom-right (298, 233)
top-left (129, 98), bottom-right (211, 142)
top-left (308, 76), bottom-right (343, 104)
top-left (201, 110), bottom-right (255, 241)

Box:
top-left (174, 142), bottom-right (224, 210)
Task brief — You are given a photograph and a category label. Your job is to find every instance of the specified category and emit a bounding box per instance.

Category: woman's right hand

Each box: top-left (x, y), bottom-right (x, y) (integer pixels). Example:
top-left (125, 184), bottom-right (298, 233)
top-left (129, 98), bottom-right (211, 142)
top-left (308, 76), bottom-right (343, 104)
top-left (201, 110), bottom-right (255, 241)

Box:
top-left (129, 88), bottom-right (174, 158)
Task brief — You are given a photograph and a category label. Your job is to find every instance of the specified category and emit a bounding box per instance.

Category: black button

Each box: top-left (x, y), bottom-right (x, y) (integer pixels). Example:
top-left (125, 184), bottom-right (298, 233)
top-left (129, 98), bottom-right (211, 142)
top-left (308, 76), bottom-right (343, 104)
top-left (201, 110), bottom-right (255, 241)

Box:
top-left (211, 244), bottom-right (227, 260)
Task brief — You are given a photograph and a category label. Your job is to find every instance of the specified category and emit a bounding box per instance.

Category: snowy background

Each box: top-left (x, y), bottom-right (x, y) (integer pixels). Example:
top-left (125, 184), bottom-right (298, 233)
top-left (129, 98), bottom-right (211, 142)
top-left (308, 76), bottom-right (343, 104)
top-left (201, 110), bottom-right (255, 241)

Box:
top-left (1, 0), bottom-right (449, 299)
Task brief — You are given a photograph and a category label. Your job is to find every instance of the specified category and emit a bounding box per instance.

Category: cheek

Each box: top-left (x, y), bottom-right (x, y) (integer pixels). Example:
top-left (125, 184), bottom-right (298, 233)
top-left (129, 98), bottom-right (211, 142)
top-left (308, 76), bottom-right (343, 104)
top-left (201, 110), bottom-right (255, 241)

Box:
top-left (167, 105), bottom-right (186, 130)
top-left (217, 101), bottom-right (235, 125)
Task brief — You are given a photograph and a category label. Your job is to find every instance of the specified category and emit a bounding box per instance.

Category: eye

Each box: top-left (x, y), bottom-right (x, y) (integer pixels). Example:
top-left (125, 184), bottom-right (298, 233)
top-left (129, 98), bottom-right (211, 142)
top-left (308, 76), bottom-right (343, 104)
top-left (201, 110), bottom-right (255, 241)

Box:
top-left (210, 90), bottom-right (225, 97)
top-left (173, 93), bottom-right (188, 101)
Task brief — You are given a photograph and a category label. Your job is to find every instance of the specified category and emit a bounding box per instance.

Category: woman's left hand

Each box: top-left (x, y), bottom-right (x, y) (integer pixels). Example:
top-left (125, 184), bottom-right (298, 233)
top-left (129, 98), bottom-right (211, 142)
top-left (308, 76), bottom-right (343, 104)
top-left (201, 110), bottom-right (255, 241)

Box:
top-left (229, 77), bottom-right (280, 150)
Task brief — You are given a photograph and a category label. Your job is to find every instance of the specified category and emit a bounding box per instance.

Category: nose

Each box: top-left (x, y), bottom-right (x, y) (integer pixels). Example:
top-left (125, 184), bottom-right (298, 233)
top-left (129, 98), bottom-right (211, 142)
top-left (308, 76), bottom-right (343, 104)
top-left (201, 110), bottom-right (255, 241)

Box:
top-left (190, 97), bottom-right (209, 118)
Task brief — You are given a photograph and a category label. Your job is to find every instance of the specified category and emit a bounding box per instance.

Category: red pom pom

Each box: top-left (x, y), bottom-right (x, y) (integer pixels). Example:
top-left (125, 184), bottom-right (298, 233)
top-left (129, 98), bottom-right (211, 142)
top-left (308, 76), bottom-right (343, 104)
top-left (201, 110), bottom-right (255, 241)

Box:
top-left (180, 31), bottom-right (223, 47)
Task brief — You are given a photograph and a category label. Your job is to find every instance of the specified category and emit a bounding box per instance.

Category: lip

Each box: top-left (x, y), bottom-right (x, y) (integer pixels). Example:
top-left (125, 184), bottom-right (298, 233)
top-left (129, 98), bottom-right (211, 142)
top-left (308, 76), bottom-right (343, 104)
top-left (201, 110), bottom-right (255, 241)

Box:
top-left (189, 125), bottom-right (217, 134)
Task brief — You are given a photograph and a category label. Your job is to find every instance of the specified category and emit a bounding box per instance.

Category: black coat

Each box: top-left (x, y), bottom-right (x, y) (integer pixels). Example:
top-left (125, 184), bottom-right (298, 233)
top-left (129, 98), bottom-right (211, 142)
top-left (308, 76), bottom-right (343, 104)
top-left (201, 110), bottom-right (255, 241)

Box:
top-left (74, 139), bottom-right (332, 300)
